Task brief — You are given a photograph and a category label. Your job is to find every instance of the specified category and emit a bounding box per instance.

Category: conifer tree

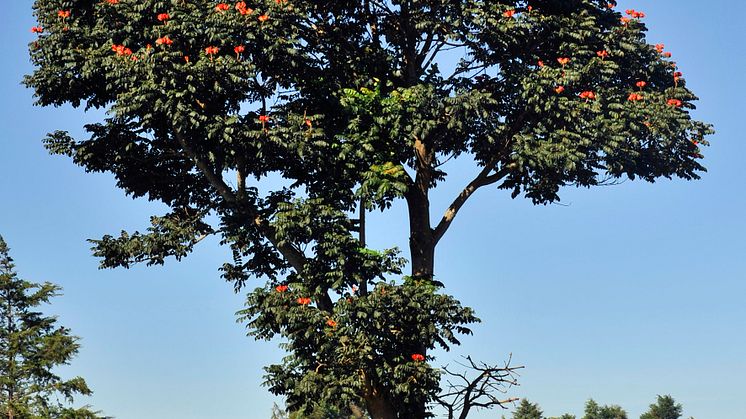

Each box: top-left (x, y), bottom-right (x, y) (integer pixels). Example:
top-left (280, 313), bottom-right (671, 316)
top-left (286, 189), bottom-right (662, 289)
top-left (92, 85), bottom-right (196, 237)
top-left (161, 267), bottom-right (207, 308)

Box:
top-left (0, 236), bottom-right (103, 419)
top-left (513, 399), bottom-right (544, 419)
top-left (639, 395), bottom-right (682, 419)
top-left (26, 1), bottom-right (712, 417)
top-left (582, 399), bottom-right (627, 419)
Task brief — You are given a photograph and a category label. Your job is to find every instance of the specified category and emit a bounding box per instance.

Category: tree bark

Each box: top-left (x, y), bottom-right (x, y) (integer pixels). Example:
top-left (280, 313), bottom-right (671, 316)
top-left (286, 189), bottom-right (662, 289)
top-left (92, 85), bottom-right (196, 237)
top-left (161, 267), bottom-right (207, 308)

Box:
top-left (362, 371), bottom-right (398, 419)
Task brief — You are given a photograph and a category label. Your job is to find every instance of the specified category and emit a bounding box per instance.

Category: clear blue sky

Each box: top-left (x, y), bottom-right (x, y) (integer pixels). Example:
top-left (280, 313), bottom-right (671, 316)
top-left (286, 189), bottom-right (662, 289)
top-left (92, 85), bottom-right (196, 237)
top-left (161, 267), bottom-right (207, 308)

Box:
top-left (1, 1), bottom-right (744, 418)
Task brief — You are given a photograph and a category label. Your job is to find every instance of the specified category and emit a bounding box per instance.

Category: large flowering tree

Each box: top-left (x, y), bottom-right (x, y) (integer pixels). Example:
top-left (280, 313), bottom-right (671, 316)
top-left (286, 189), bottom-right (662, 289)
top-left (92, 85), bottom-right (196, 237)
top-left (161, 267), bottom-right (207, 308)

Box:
top-left (26, 0), bottom-right (711, 418)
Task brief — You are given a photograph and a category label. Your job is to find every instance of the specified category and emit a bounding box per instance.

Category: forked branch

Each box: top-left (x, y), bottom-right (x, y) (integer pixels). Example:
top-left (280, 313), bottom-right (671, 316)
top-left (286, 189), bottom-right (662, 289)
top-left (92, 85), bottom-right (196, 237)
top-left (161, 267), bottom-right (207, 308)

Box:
top-left (434, 355), bottom-right (523, 419)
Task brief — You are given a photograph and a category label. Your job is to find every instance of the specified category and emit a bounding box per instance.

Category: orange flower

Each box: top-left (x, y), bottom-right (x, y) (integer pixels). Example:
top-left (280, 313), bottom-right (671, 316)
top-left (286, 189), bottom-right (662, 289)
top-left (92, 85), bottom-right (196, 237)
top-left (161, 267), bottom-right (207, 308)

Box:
top-left (627, 93), bottom-right (643, 101)
top-left (503, 9), bottom-right (516, 18)
top-left (275, 285), bottom-right (288, 292)
top-left (205, 46), bottom-right (219, 55)
top-left (554, 86), bottom-right (565, 94)
top-left (655, 44), bottom-right (665, 53)
top-left (215, 3), bottom-right (230, 12)
top-left (105, 0), bottom-right (119, 4)
top-left (258, 115), bottom-right (270, 123)
top-left (234, 45), bottom-right (245, 55)
top-left (527, 6), bottom-right (533, 12)
top-left (662, 52), bottom-right (672, 58)
top-left (183, 55), bottom-right (190, 63)
top-left (411, 354), bottom-right (425, 362)
top-left (635, 81), bottom-right (647, 89)
top-left (579, 91), bottom-right (596, 100)
top-left (326, 319), bottom-right (337, 328)
top-left (156, 36), bottom-right (173, 46)
top-left (57, 10), bottom-right (71, 19)
top-left (537, 60), bottom-right (544, 67)
top-left (111, 44), bottom-right (133, 56)
top-left (557, 57), bottom-right (570, 66)
top-left (297, 297), bottom-right (312, 305)
top-left (157, 13), bottom-right (170, 22)
top-left (258, 14), bottom-right (270, 22)
top-left (236, 2), bottom-right (253, 15)
top-left (31, 26), bottom-right (43, 33)
top-left (667, 99), bottom-right (683, 107)
top-left (596, 50), bottom-right (608, 59)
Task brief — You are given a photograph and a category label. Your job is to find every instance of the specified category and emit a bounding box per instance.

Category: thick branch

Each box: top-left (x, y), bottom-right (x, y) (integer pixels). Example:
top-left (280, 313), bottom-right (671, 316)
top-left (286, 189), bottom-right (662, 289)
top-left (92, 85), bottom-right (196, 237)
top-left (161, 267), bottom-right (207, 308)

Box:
top-left (433, 165), bottom-right (510, 245)
top-left (173, 132), bottom-right (333, 310)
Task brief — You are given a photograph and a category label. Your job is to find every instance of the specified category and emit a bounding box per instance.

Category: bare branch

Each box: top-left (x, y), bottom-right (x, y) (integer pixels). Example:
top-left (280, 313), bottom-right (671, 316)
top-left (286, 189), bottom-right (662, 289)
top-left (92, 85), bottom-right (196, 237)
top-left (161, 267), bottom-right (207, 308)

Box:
top-left (434, 355), bottom-right (524, 419)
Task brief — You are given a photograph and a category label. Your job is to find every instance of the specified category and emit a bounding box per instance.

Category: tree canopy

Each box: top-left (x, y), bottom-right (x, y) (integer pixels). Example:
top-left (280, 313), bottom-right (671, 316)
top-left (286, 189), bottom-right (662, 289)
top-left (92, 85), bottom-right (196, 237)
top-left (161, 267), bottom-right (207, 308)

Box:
top-left (26, 0), bottom-right (712, 418)
top-left (0, 236), bottom-right (103, 419)
top-left (639, 395), bottom-right (683, 419)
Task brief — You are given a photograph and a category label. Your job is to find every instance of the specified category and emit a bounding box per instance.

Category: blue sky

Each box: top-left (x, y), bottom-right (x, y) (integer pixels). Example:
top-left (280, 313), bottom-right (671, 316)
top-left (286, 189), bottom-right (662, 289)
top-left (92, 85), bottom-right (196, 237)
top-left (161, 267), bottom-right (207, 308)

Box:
top-left (1, 1), bottom-right (744, 418)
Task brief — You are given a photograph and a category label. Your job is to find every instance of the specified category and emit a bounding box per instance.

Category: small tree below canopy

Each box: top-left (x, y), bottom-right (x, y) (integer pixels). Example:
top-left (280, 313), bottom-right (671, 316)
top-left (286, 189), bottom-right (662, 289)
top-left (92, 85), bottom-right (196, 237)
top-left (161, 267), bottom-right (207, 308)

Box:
top-left (513, 399), bottom-right (544, 419)
top-left (0, 236), bottom-right (103, 419)
top-left (582, 399), bottom-right (628, 419)
top-left (639, 395), bottom-right (682, 419)
top-left (26, 0), bottom-right (712, 418)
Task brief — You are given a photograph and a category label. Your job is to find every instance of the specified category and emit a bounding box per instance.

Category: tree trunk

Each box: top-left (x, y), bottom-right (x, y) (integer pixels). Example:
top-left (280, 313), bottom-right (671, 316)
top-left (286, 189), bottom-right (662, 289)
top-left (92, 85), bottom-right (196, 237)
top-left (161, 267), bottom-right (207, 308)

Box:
top-left (362, 371), bottom-right (398, 419)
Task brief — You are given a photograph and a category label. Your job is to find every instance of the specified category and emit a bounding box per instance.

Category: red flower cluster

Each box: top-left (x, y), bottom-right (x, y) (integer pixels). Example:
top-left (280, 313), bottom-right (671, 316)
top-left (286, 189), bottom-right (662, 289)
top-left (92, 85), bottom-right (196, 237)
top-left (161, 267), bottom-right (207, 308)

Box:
top-left (58, 10), bottom-right (71, 19)
top-left (503, 9), bottom-right (516, 18)
top-left (625, 9), bottom-right (645, 18)
top-left (596, 50), bottom-right (608, 59)
top-left (326, 319), bottom-right (337, 328)
top-left (411, 354), bottom-right (425, 362)
top-left (620, 17), bottom-right (631, 25)
top-left (627, 93), bottom-right (643, 101)
top-left (258, 115), bottom-right (270, 123)
top-left (105, 0), bottom-right (119, 4)
top-left (275, 285), bottom-right (288, 292)
top-left (655, 44), bottom-right (665, 53)
top-left (215, 3), bottom-right (230, 12)
top-left (557, 57), bottom-right (570, 66)
top-left (31, 26), bottom-right (43, 33)
top-left (297, 297), bottom-right (312, 305)
top-left (205, 46), bottom-right (219, 55)
top-left (157, 13), bottom-right (170, 22)
top-left (258, 14), bottom-right (270, 22)
top-left (554, 86), bottom-right (565, 94)
top-left (112, 44), bottom-right (133, 56)
top-left (667, 99), bottom-right (683, 107)
top-left (579, 91), bottom-right (596, 100)
top-left (636, 81), bottom-right (647, 89)
top-left (156, 36), bottom-right (173, 46)
top-left (662, 52), bottom-right (672, 58)
top-left (236, 2), bottom-right (253, 15)
top-left (234, 45), bottom-right (245, 55)
top-left (674, 71), bottom-right (682, 83)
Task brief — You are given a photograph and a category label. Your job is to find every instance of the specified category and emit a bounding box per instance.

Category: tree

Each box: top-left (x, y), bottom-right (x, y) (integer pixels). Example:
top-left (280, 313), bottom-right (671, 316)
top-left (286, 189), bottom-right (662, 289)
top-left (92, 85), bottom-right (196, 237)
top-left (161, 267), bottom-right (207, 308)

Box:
top-left (270, 402), bottom-right (367, 419)
top-left (25, 1), bottom-right (712, 418)
top-left (582, 399), bottom-right (627, 419)
top-left (513, 399), bottom-right (543, 419)
top-left (550, 415), bottom-right (576, 419)
top-left (0, 236), bottom-right (103, 419)
top-left (639, 395), bottom-right (682, 419)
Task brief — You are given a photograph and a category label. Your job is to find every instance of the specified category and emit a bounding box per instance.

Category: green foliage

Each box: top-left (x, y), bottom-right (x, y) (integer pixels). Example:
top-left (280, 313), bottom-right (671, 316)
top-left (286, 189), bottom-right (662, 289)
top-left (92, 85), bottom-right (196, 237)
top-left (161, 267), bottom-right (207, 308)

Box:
top-left (240, 278), bottom-right (477, 416)
top-left (514, 399), bottom-right (544, 419)
top-left (26, 0), bottom-right (713, 417)
top-left (582, 399), bottom-right (627, 419)
top-left (0, 236), bottom-right (104, 419)
top-left (639, 395), bottom-right (682, 419)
